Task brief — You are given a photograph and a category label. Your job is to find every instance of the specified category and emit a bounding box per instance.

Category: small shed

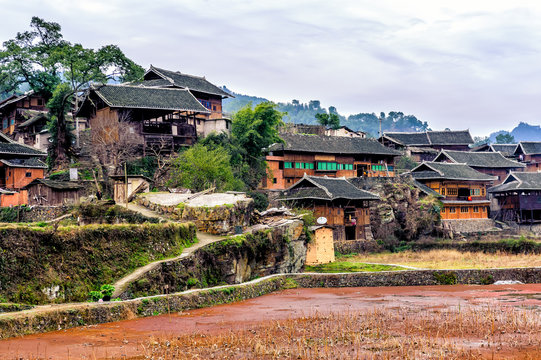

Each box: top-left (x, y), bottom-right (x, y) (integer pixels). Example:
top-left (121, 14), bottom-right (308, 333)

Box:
top-left (306, 225), bottom-right (335, 265)
top-left (110, 175), bottom-right (152, 204)
top-left (23, 179), bottom-right (83, 206)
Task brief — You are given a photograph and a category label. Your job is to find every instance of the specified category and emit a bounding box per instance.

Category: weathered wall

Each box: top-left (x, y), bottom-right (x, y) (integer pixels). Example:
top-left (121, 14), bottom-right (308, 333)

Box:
top-left (20, 206), bottom-right (71, 222)
top-left (0, 223), bottom-right (196, 304)
top-left (306, 227), bottom-right (335, 265)
top-left (120, 219), bottom-right (307, 299)
top-left (137, 196), bottom-right (254, 235)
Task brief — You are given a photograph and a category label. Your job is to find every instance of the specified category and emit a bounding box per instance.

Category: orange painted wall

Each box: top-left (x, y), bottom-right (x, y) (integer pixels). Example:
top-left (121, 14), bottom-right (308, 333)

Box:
top-left (3, 167), bottom-right (44, 190)
top-left (0, 190), bottom-right (28, 207)
top-left (441, 204), bottom-right (489, 220)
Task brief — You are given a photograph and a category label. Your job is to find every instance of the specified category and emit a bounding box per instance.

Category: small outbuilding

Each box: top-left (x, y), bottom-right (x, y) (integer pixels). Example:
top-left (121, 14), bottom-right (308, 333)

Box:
top-left (110, 174), bottom-right (152, 204)
top-left (23, 179), bottom-right (83, 206)
top-left (489, 172), bottom-right (541, 223)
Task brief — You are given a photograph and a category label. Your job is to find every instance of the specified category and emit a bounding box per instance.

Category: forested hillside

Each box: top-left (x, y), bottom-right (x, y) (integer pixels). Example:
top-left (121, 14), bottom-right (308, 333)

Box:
top-left (222, 88), bottom-right (429, 137)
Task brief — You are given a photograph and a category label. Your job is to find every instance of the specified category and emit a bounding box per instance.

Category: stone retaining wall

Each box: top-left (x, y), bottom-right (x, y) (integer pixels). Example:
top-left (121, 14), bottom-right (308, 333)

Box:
top-left (2, 267), bottom-right (541, 339)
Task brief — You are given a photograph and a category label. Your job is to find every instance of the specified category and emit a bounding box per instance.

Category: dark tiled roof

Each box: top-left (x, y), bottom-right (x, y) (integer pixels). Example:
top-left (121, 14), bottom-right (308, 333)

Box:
top-left (489, 172), bottom-right (541, 193)
top-left (382, 130), bottom-right (473, 146)
top-left (516, 142), bottom-right (541, 155)
top-left (92, 85), bottom-right (210, 113)
top-left (434, 150), bottom-right (525, 169)
top-left (427, 130), bottom-right (473, 145)
top-left (0, 92), bottom-right (32, 110)
top-left (0, 132), bottom-right (13, 143)
top-left (23, 179), bottom-right (83, 190)
top-left (0, 142), bottom-right (47, 156)
top-left (18, 113), bottom-right (48, 128)
top-left (282, 175), bottom-right (380, 201)
top-left (490, 144), bottom-right (517, 156)
top-left (130, 79), bottom-right (173, 88)
top-left (383, 132), bottom-right (430, 145)
top-left (410, 162), bottom-right (496, 181)
top-left (0, 158), bottom-right (47, 169)
top-left (269, 133), bottom-right (401, 156)
top-left (146, 66), bottom-right (232, 98)
top-left (412, 179), bottom-right (444, 198)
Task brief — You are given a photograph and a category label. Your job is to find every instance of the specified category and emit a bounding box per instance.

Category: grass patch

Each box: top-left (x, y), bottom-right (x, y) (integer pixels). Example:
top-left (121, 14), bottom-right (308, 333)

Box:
top-left (344, 249), bottom-right (541, 270)
top-left (305, 261), bottom-right (407, 273)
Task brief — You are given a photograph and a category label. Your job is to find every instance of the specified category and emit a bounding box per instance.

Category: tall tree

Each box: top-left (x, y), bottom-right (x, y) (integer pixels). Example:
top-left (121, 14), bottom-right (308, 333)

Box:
top-left (495, 133), bottom-right (516, 144)
top-left (0, 17), bottom-right (144, 169)
top-left (315, 112), bottom-right (340, 130)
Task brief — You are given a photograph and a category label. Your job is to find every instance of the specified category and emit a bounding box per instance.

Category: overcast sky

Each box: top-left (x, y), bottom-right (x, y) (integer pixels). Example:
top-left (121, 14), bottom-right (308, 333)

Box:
top-left (2, 0), bottom-right (541, 136)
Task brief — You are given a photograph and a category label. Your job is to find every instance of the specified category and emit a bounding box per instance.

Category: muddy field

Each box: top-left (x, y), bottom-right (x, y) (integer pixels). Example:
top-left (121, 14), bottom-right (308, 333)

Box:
top-left (1, 284), bottom-right (541, 359)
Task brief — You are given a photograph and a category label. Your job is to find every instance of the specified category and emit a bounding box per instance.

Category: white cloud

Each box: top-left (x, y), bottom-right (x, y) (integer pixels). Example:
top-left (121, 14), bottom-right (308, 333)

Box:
top-left (1, 0), bottom-right (541, 135)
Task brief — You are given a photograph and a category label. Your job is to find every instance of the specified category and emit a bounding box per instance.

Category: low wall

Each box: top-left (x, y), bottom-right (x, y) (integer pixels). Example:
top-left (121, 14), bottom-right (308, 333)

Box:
top-left (21, 206), bottom-right (71, 222)
top-left (2, 267), bottom-right (541, 339)
top-left (442, 219), bottom-right (499, 234)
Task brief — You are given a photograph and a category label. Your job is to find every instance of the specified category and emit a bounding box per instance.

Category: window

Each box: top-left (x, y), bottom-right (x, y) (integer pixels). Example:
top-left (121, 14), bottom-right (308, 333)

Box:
top-left (317, 162), bottom-right (337, 171)
top-left (470, 188), bottom-right (480, 196)
top-left (273, 178), bottom-right (277, 184)
top-left (2, 119), bottom-right (7, 129)
top-left (198, 99), bottom-right (212, 109)
top-left (447, 188), bottom-right (458, 196)
top-left (213, 105), bottom-right (217, 111)
top-left (295, 162), bottom-right (303, 169)
top-left (441, 188), bottom-right (445, 196)
top-left (481, 188), bottom-right (485, 196)
top-left (278, 161), bottom-right (284, 170)
top-left (284, 162), bottom-right (293, 169)
top-left (473, 206), bottom-right (479, 213)
top-left (308, 163), bottom-right (314, 169)
top-left (37, 98), bottom-right (43, 106)
top-left (441, 207), bottom-right (445, 213)
top-left (25, 172), bottom-right (32, 178)
top-left (449, 207), bottom-right (456, 213)
top-left (461, 207), bottom-right (469, 213)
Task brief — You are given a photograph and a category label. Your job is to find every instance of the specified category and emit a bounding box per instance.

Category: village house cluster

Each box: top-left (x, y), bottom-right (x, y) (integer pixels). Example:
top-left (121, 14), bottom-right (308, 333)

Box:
top-left (2, 66), bottom-right (541, 263)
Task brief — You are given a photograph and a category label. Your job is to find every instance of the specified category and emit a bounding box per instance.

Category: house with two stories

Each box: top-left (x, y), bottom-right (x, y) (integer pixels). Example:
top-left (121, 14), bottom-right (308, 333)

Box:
top-left (379, 130), bottom-right (475, 162)
top-left (409, 162), bottom-right (496, 220)
top-left (433, 150), bottom-right (525, 185)
top-left (514, 142), bottom-right (541, 171)
top-left (262, 133), bottom-right (401, 190)
top-left (0, 132), bottom-right (47, 206)
top-left (489, 172), bottom-right (541, 223)
top-left (281, 175), bottom-right (379, 243)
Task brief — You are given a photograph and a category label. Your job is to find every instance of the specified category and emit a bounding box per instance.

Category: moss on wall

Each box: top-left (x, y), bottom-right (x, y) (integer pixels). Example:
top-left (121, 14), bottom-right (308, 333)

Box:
top-left (0, 222), bottom-right (196, 305)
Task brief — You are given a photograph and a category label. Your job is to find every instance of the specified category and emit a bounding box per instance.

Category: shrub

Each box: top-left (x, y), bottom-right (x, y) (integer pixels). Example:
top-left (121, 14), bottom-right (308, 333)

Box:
top-left (100, 284), bottom-right (115, 300)
top-left (247, 191), bottom-right (268, 212)
top-left (89, 291), bottom-right (102, 302)
top-left (433, 271), bottom-right (457, 285)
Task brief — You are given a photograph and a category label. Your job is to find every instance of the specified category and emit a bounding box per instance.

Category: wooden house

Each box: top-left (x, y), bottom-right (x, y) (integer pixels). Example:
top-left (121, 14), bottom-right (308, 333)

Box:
top-left (0, 132), bottom-right (47, 206)
top-left (76, 84), bottom-right (211, 154)
top-left (379, 130), bottom-right (474, 162)
top-left (280, 175), bottom-right (379, 242)
top-left (514, 142), bottom-right (541, 172)
top-left (472, 143), bottom-right (518, 159)
top-left (489, 172), bottom-right (541, 223)
top-left (263, 133), bottom-right (400, 190)
top-left (0, 91), bottom-right (48, 136)
top-left (132, 66), bottom-right (233, 138)
top-left (433, 150), bottom-right (525, 185)
top-left (23, 179), bottom-right (83, 206)
top-left (410, 162), bottom-right (496, 220)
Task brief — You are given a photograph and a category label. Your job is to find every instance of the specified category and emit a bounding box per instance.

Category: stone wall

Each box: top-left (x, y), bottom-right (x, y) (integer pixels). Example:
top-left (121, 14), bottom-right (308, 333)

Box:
top-left (119, 219), bottom-right (307, 299)
top-left (19, 206), bottom-right (71, 222)
top-left (442, 219), bottom-right (499, 234)
top-left (137, 196), bottom-right (254, 235)
top-left (3, 267), bottom-right (541, 339)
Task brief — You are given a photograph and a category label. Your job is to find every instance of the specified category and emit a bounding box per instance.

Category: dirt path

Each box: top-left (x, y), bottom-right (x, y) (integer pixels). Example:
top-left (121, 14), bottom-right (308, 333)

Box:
top-left (111, 230), bottom-right (223, 298)
top-left (111, 201), bottom-right (224, 298)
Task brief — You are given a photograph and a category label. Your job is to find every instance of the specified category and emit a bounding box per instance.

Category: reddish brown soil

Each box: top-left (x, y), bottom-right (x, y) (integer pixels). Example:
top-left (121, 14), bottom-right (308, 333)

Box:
top-left (1, 284), bottom-right (541, 359)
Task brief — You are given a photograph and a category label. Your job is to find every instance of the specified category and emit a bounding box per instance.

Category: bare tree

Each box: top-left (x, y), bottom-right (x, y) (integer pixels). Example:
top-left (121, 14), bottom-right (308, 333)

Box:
top-left (147, 136), bottom-right (177, 187)
top-left (90, 109), bottom-right (138, 176)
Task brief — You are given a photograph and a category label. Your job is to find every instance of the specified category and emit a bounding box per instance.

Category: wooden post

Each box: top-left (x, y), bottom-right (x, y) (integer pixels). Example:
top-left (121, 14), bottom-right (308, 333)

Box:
top-left (124, 162), bottom-right (128, 209)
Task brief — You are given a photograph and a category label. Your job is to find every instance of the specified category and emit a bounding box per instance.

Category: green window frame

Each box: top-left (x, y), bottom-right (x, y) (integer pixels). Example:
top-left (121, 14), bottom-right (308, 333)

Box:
top-left (284, 162), bottom-right (292, 169)
top-left (307, 163), bottom-right (314, 169)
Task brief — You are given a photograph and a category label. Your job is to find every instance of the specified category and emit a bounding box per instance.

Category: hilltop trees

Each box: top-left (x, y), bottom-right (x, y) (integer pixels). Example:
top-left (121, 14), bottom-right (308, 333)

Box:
top-left (315, 112), bottom-right (340, 129)
top-left (0, 17), bottom-right (144, 169)
top-left (496, 133), bottom-right (516, 144)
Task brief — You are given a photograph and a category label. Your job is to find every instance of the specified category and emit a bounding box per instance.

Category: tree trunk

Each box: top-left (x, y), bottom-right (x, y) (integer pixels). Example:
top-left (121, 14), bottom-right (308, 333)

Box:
top-left (54, 109), bottom-right (70, 170)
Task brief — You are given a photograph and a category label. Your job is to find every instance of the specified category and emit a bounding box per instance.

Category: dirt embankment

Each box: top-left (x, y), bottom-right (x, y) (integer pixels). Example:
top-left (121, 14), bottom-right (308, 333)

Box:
top-left (0, 222), bottom-right (196, 304)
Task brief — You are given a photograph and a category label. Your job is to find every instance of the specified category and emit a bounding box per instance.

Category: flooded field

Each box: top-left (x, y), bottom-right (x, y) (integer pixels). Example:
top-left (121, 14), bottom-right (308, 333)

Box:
top-left (1, 284), bottom-right (541, 359)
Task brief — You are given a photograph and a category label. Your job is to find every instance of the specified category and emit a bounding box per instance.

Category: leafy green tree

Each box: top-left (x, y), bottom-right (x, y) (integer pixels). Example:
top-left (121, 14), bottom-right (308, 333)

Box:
top-left (232, 102), bottom-right (284, 189)
top-left (315, 112), bottom-right (341, 130)
top-left (495, 133), bottom-right (516, 144)
top-left (168, 144), bottom-right (242, 192)
top-left (0, 17), bottom-right (144, 169)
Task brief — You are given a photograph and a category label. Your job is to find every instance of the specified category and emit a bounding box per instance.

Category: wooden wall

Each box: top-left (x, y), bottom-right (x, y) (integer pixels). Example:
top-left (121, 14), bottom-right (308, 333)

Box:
top-left (441, 204), bottom-right (489, 219)
top-left (27, 185), bottom-right (80, 206)
top-left (1, 165), bottom-right (44, 190)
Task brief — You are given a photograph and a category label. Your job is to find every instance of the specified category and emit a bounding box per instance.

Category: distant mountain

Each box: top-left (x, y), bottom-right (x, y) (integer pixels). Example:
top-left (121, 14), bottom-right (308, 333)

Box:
top-left (488, 122), bottom-right (541, 143)
top-left (222, 88), bottom-right (428, 137)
